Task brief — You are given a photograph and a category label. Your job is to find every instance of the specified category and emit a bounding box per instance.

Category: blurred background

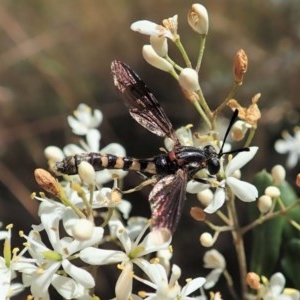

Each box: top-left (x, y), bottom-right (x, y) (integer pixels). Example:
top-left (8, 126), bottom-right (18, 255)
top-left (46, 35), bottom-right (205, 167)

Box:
top-left (0, 0), bottom-right (300, 298)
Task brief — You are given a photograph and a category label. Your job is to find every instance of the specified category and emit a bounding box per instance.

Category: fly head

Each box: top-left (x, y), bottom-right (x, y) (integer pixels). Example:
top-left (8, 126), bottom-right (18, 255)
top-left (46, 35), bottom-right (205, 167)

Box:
top-left (203, 145), bottom-right (220, 175)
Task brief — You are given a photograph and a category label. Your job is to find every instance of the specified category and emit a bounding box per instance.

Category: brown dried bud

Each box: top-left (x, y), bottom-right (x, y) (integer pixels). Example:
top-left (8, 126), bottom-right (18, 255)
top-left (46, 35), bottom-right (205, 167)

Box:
top-left (34, 168), bottom-right (60, 197)
top-left (234, 49), bottom-right (248, 84)
top-left (246, 272), bottom-right (261, 290)
top-left (227, 93), bottom-right (261, 128)
top-left (190, 206), bottom-right (206, 221)
top-left (296, 174), bottom-right (300, 188)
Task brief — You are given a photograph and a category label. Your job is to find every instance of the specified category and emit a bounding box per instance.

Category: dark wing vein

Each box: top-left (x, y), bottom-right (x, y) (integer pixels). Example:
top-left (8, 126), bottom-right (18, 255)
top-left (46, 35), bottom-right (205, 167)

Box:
top-left (149, 169), bottom-right (187, 233)
top-left (111, 60), bottom-right (179, 143)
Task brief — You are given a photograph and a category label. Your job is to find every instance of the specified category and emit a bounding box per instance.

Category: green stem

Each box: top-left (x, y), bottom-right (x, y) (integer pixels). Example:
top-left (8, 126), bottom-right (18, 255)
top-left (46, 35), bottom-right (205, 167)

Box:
top-left (195, 34), bottom-right (207, 73)
top-left (227, 190), bottom-right (247, 299)
top-left (88, 184), bottom-right (95, 216)
top-left (195, 87), bottom-right (212, 120)
top-left (223, 269), bottom-right (239, 300)
top-left (216, 210), bottom-right (231, 225)
top-left (214, 82), bottom-right (240, 116)
top-left (60, 194), bottom-right (86, 219)
top-left (241, 198), bottom-right (300, 235)
top-left (165, 55), bottom-right (183, 72)
top-left (174, 35), bottom-right (192, 68)
top-left (192, 98), bottom-right (211, 129)
top-left (244, 127), bottom-right (256, 148)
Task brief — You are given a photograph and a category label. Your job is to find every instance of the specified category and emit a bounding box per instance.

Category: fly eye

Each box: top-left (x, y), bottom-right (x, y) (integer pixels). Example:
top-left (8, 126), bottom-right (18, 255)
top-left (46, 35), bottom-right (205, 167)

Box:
top-left (207, 158), bottom-right (220, 175)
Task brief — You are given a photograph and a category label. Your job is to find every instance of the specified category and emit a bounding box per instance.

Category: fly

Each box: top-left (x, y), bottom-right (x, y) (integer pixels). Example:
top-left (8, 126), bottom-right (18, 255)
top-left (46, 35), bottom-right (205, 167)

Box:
top-left (55, 60), bottom-right (248, 234)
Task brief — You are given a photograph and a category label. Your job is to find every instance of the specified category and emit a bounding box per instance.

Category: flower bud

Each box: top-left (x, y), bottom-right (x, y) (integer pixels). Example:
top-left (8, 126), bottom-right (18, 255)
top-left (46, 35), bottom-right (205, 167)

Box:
top-left (197, 189), bottom-right (213, 206)
top-left (72, 219), bottom-right (94, 241)
top-left (271, 164), bottom-right (286, 185)
top-left (231, 120), bottom-right (250, 141)
top-left (233, 49), bottom-right (248, 84)
top-left (44, 146), bottom-right (65, 171)
top-left (258, 195), bottom-right (272, 213)
top-left (203, 249), bottom-right (226, 269)
top-left (179, 68), bottom-right (200, 92)
top-left (265, 186), bottom-right (281, 198)
top-left (153, 228), bottom-right (172, 245)
top-left (246, 272), bottom-right (261, 290)
top-left (188, 4), bottom-right (209, 35)
top-left (190, 206), bottom-right (206, 221)
top-left (150, 35), bottom-right (168, 57)
top-left (200, 232), bottom-right (214, 247)
top-left (142, 45), bottom-right (174, 72)
top-left (34, 168), bottom-right (60, 197)
top-left (44, 146), bottom-right (64, 162)
top-left (78, 161), bottom-right (96, 185)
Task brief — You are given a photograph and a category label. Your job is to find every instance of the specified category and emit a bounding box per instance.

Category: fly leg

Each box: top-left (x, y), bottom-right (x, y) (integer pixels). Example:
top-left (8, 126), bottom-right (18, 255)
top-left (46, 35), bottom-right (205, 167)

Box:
top-left (122, 176), bottom-right (159, 194)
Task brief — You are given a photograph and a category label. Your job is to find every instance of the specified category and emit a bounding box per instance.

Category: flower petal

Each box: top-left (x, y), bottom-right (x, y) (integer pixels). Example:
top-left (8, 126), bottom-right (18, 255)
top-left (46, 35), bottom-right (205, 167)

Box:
top-left (204, 268), bottom-right (223, 289)
top-left (63, 144), bottom-right (84, 156)
top-left (269, 272), bottom-right (285, 296)
top-left (181, 277), bottom-right (206, 296)
top-left (204, 187), bottom-right (225, 214)
top-left (226, 177), bottom-right (258, 202)
top-left (275, 139), bottom-right (291, 154)
top-left (86, 129), bottom-right (101, 152)
top-left (226, 146), bottom-right (258, 176)
top-left (62, 259), bottom-right (94, 288)
top-left (51, 274), bottom-right (81, 299)
top-left (80, 247), bottom-right (126, 265)
top-left (115, 262), bottom-right (133, 300)
top-left (131, 20), bottom-right (172, 39)
top-left (67, 116), bottom-right (87, 135)
top-left (186, 180), bottom-right (210, 194)
top-left (31, 262), bottom-right (60, 299)
top-left (101, 142), bottom-right (126, 156)
top-left (286, 151), bottom-right (299, 169)
top-left (138, 228), bottom-right (172, 256)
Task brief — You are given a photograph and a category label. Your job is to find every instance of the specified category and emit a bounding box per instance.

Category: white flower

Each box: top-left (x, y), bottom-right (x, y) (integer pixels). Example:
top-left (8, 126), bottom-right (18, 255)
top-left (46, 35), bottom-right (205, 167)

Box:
top-left (79, 220), bottom-right (171, 299)
top-left (275, 128), bottom-right (300, 168)
top-left (67, 103), bottom-right (103, 136)
top-left (55, 103), bottom-right (128, 184)
top-left (204, 146), bottom-right (259, 213)
top-left (131, 18), bottom-right (175, 40)
top-left (262, 272), bottom-right (300, 300)
top-left (21, 204), bottom-right (103, 299)
top-left (134, 261), bottom-right (206, 299)
top-left (0, 225), bottom-right (26, 299)
top-left (164, 125), bottom-right (194, 150)
top-left (203, 249), bottom-right (226, 290)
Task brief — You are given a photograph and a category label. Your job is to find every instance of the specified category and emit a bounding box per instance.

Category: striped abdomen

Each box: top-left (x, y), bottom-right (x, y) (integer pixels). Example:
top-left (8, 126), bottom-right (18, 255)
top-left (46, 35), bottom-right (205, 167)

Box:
top-left (54, 152), bottom-right (160, 175)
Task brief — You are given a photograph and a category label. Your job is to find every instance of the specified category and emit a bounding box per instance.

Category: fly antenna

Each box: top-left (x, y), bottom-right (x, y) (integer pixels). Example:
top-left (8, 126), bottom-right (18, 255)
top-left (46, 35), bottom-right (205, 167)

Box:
top-left (218, 109), bottom-right (249, 158)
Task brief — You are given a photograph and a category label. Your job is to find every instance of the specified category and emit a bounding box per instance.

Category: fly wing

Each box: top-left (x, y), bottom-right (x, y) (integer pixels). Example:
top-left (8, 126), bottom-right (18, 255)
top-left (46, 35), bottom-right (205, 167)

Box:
top-left (149, 169), bottom-right (187, 234)
top-left (111, 60), bottom-right (179, 144)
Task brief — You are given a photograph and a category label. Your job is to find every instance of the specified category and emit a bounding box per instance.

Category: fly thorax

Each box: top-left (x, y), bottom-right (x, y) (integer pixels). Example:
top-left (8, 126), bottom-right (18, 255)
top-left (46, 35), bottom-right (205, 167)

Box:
top-left (174, 146), bottom-right (207, 173)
